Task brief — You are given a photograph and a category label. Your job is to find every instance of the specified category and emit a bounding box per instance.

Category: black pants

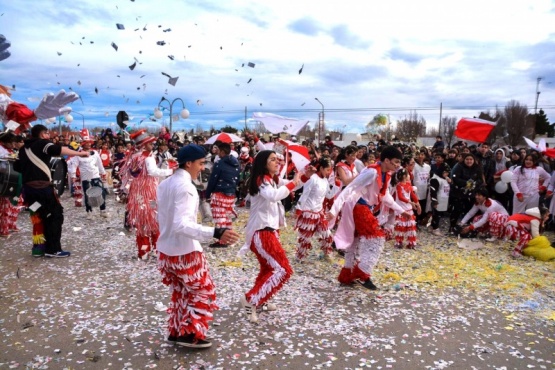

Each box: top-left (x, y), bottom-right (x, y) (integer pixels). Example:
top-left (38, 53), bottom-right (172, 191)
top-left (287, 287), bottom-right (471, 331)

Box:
top-left (449, 196), bottom-right (473, 228)
top-left (23, 185), bottom-right (64, 254)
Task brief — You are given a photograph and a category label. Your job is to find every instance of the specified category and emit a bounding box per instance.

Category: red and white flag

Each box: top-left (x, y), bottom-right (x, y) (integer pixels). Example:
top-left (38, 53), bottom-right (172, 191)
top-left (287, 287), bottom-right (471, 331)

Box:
top-left (454, 118), bottom-right (497, 143)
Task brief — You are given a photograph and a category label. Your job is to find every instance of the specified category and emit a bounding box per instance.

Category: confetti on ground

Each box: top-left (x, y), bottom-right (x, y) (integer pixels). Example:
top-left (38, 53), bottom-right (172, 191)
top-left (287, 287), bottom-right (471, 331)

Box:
top-left (0, 195), bottom-right (553, 369)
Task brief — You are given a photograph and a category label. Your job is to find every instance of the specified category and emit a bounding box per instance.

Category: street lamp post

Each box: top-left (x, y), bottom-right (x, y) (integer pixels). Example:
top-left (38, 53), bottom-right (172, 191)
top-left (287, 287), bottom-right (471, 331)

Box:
top-left (315, 98), bottom-right (324, 144)
top-left (154, 97), bottom-right (190, 134)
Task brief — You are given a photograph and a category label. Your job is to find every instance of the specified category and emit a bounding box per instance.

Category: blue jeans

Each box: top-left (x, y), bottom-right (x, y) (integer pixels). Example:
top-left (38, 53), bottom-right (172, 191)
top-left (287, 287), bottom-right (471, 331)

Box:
top-left (82, 178), bottom-right (106, 212)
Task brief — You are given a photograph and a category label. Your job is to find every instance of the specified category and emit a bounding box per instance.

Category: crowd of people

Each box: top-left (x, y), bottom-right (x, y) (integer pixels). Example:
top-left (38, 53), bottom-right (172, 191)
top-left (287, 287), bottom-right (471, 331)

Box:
top-left (2, 126), bottom-right (555, 349)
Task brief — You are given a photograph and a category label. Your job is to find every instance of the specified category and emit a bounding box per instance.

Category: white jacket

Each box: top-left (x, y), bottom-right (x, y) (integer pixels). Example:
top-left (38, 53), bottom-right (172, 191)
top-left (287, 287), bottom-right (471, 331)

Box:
top-left (238, 175), bottom-right (296, 256)
top-left (460, 198), bottom-right (509, 229)
top-left (510, 166), bottom-right (551, 196)
top-left (296, 174), bottom-right (341, 213)
top-left (157, 169), bottom-right (215, 256)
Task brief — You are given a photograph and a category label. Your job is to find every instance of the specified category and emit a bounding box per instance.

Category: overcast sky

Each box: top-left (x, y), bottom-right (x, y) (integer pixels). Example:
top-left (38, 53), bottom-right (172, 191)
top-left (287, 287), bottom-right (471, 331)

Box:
top-left (2, 0), bottom-right (555, 135)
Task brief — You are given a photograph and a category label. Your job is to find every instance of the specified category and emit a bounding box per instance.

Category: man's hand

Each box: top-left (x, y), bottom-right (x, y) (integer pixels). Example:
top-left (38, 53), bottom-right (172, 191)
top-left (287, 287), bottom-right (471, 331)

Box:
top-left (516, 193), bottom-right (524, 202)
top-left (79, 151), bottom-right (90, 157)
top-left (219, 229), bottom-right (240, 245)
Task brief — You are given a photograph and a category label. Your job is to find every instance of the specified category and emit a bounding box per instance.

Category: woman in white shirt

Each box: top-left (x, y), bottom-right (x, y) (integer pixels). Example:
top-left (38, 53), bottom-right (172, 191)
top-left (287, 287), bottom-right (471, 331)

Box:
top-left (240, 150), bottom-right (302, 323)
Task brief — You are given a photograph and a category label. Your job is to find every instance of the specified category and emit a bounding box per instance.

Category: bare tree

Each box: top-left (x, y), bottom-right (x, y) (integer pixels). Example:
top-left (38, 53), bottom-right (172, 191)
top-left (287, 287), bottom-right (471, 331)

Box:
top-left (195, 123), bottom-right (204, 134)
top-left (503, 100), bottom-right (532, 147)
top-left (394, 111), bottom-right (426, 142)
top-left (427, 126), bottom-right (439, 136)
top-left (440, 116), bottom-right (457, 147)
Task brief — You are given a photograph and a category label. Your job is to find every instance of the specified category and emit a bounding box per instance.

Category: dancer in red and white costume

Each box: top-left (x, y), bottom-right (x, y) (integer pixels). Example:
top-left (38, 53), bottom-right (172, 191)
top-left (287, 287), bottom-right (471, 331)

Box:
top-left (393, 168), bottom-right (421, 249)
top-left (126, 130), bottom-right (174, 259)
top-left (459, 187), bottom-right (509, 241)
top-left (294, 156), bottom-right (341, 261)
top-left (0, 132), bottom-right (21, 236)
top-left (504, 207), bottom-right (549, 258)
top-left (327, 146), bottom-right (411, 290)
top-left (157, 144), bottom-right (239, 348)
top-left (239, 150), bottom-right (305, 323)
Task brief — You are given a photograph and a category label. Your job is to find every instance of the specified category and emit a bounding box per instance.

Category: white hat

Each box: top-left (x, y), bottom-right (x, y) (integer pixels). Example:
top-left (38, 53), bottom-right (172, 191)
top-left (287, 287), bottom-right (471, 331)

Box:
top-left (240, 146), bottom-right (249, 154)
top-left (525, 207), bottom-right (541, 219)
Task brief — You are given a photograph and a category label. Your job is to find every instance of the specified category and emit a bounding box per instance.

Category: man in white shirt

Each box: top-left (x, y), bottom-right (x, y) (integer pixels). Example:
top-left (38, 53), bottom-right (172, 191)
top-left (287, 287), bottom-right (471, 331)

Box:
top-left (69, 136), bottom-right (108, 219)
top-left (157, 144), bottom-right (239, 349)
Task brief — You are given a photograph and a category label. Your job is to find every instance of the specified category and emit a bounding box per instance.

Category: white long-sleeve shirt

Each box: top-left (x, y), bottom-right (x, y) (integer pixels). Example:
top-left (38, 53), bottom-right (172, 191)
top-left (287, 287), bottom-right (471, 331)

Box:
top-left (330, 165), bottom-right (405, 250)
top-left (510, 166), bottom-right (551, 196)
top-left (70, 151), bottom-right (106, 181)
top-left (296, 173), bottom-right (341, 212)
top-left (238, 175), bottom-right (296, 256)
top-left (157, 169), bottom-right (215, 256)
top-left (460, 198), bottom-right (509, 229)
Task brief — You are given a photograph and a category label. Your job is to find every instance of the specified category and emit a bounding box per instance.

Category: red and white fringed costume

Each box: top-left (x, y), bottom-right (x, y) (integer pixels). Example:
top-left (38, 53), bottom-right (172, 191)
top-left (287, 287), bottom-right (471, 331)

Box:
top-left (127, 150), bottom-right (172, 259)
top-left (0, 144), bottom-right (22, 236)
top-left (393, 181), bottom-right (418, 248)
top-left (294, 173), bottom-right (341, 260)
top-left (0, 197), bottom-right (20, 235)
top-left (460, 198), bottom-right (509, 237)
top-left (158, 252), bottom-right (218, 340)
top-left (210, 193), bottom-right (236, 229)
top-left (486, 212), bottom-right (510, 239)
top-left (239, 174), bottom-right (299, 307)
top-left (504, 212), bottom-right (541, 255)
top-left (67, 156), bottom-right (83, 207)
top-left (246, 230), bottom-right (293, 307)
top-left (157, 167), bottom-right (222, 341)
top-left (330, 163), bottom-right (405, 285)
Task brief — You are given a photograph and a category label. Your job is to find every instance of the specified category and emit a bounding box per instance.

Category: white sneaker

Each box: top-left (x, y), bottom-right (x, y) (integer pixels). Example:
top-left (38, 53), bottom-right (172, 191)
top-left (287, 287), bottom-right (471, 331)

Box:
top-left (240, 295), bottom-right (259, 323)
top-left (485, 236), bottom-right (497, 242)
top-left (86, 212), bottom-right (94, 220)
top-left (432, 228), bottom-right (442, 236)
top-left (100, 210), bottom-right (110, 218)
top-left (262, 302), bottom-right (277, 311)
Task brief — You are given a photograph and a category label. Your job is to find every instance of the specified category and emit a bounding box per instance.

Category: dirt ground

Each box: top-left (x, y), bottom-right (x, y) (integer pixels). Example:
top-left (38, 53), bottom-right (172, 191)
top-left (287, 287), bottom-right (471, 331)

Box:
top-left (0, 193), bottom-right (554, 369)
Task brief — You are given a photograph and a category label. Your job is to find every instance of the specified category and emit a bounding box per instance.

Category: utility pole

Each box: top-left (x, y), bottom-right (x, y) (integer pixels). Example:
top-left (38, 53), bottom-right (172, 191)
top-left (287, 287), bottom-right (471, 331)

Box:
top-left (438, 102), bottom-right (443, 136)
top-left (534, 77), bottom-right (542, 114)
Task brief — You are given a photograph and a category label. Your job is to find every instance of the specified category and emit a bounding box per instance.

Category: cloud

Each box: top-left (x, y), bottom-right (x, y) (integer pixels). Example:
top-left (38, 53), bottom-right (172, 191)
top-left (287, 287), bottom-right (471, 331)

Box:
top-left (329, 25), bottom-right (370, 50)
top-left (288, 17), bottom-right (323, 36)
top-left (388, 47), bottom-right (424, 64)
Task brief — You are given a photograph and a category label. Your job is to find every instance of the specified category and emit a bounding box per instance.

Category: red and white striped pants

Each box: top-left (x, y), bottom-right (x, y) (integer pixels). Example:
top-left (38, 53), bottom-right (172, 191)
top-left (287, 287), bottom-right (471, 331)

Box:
top-left (294, 209), bottom-right (332, 260)
top-left (210, 193), bottom-right (236, 228)
top-left (245, 229), bottom-right (293, 307)
top-left (157, 251), bottom-right (218, 340)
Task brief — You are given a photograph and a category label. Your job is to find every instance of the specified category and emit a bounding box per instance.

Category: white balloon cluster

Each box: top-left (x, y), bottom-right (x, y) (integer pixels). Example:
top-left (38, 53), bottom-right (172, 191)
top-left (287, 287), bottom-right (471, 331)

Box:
top-left (494, 171), bottom-right (513, 193)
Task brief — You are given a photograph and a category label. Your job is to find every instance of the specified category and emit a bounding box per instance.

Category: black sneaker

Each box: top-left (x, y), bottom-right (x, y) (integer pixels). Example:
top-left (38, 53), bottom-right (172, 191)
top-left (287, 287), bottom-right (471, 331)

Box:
top-left (175, 334), bottom-right (212, 348)
top-left (45, 251), bottom-right (71, 258)
top-left (356, 278), bottom-right (377, 290)
top-left (167, 335), bottom-right (178, 343)
top-left (208, 242), bottom-right (228, 248)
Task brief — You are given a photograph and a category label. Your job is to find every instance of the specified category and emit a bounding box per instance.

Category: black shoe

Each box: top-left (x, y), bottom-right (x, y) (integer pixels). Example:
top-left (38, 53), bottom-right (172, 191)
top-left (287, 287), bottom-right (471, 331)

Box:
top-left (356, 278), bottom-right (377, 290)
top-left (175, 333), bottom-right (212, 348)
top-left (167, 335), bottom-right (177, 343)
top-left (208, 242), bottom-right (228, 248)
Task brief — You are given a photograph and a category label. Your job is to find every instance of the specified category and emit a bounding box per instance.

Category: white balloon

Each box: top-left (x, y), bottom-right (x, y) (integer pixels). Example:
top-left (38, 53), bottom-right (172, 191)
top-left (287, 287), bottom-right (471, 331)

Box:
top-left (495, 181), bottom-right (508, 193)
top-left (153, 108), bottom-right (163, 119)
top-left (500, 171), bottom-right (513, 184)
